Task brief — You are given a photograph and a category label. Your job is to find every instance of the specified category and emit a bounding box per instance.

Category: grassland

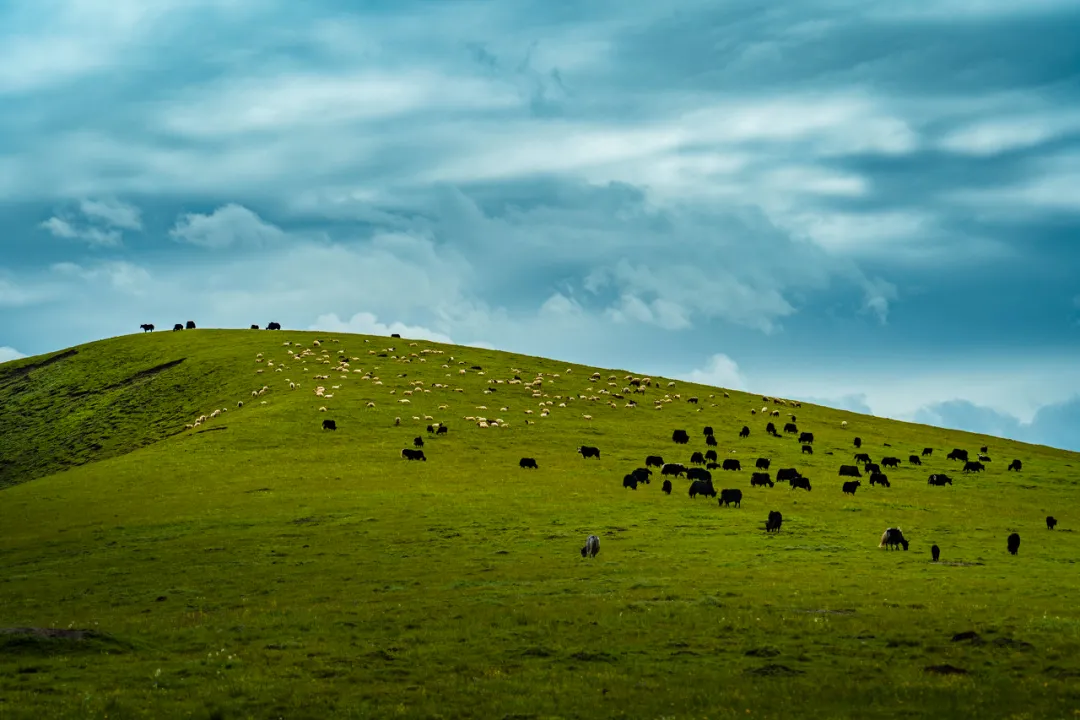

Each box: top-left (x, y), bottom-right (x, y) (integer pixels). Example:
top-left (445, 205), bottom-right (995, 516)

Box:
top-left (1, 329), bottom-right (1079, 719)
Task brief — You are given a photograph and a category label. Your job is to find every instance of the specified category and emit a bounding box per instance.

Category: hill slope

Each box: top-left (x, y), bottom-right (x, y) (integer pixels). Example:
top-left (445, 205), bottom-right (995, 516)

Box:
top-left (1, 330), bottom-right (1079, 719)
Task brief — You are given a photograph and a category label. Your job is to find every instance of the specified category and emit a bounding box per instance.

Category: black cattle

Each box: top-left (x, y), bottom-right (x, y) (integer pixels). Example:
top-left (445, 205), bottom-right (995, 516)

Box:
top-left (436, 425), bottom-right (448, 435)
top-left (426, 424), bottom-right (436, 434)
top-left (705, 450), bottom-right (718, 463)
top-left (140, 323), bottom-right (154, 332)
top-left (908, 455), bottom-right (922, 465)
top-left (1008, 459), bottom-right (1022, 471)
top-left (776, 468), bottom-right (800, 483)
top-left (801, 445), bottom-right (814, 455)
top-left (686, 467), bottom-right (712, 482)
top-left (798, 432), bottom-right (814, 445)
top-left (719, 489), bottom-right (742, 507)
top-left (470, 366), bottom-right (483, 371)
top-left (766, 511), bottom-right (783, 533)
top-left (864, 462), bottom-right (881, 475)
top-left (1047, 516), bottom-right (1058, 530)
top-left (931, 544), bottom-right (940, 562)
top-left (783, 423), bottom-right (797, 434)
top-left (391, 333), bottom-right (401, 338)
top-left (963, 461), bottom-right (985, 473)
top-left (739, 426), bottom-right (750, 438)
top-left (791, 476), bottom-right (812, 491)
top-left (413, 436), bottom-right (424, 448)
top-left (869, 472), bottom-right (890, 487)
top-left (765, 422), bottom-right (778, 436)
top-left (250, 324), bottom-right (260, 329)
top-left (690, 451), bottom-right (706, 465)
top-left (980, 445), bottom-right (988, 453)
top-left (401, 448), bottom-right (426, 461)
top-left (646, 455), bottom-right (664, 468)
top-left (519, 457), bottom-right (538, 469)
top-left (622, 474), bottom-right (638, 490)
top-left (756, 457), bottom-right (771, 470)
top-left (928, 473), bottom-right (952, 486)
top-left (947, 448), bottom-right (969, 462)
top-left (689, 480), bottom-right (716, 499)
top-left (703, 426), bottom-right (714, 436)
top-left (883, 443), bottom-right (891, 447)
top-left (881, 457), bottom-right (900, 468)
top-left (581, 535), bottom-right (600, 558)
top-left (322, 419), bottom-right (337, 431)
top-left (661, 463), bottom-right (686, 478)
top-left (842, 480), bottom-right (860, 495)
top-left (1007, 533), bottom-right (1020, 556)
top-left (185, 320), bottom-right (196, 329)
top-left (922, 447), bottom-right (933, 456)
top-left (706, 462), bottom-right (720, 470)
top-left (978, 454), bottom-right (991, 462)
top-left (879, 527), bottom-right (909, 551)
top-left (687, 397), bottom-right (698, 404)
top-left (839, 465), bottom-right (862, 478)
top-left (672, 429), bottom-right (690, 444)
top-left (854, 453), bottom-right (871, 464)
top-left (705, 435), bottom-right (718, 447)
top-left (722, 458), bottom-right (742, 471)
top-left (750, 472), bottom-right (773, 488)
top-left (267, 321), bottom-right (282, 330)
top-left (853, 437), bottom-right (862, 448)
top-left (662, 479), bottom-right (672, 494)
top-left (631, 468), bottom-right (652, 484)
top-left (173, 323), bottom-right (184, 331)
top-left (578, 446), bottom-right (600, 459)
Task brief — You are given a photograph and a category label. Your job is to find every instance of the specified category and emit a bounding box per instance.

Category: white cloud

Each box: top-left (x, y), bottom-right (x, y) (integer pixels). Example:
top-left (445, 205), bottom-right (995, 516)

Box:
top-left (79, 198), bottom-right (142, 230)
top-left (539, 292), bottom-right (584, 317)
top-left (40, 216), bottom-right (122, 246)
top-left (51, 260), bottom-right (152, 294)
top-left (309, 311), bottom-right (453, 344)
top-left (169, 204), bottom-right (286, 249)
top-left (0, 346), bottom-right (26, 364)
top-left (680, 353), bottom-right (749, 391)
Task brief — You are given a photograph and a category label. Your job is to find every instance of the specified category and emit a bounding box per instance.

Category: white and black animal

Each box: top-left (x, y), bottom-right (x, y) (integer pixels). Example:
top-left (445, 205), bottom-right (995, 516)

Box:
top-left (879, 527), bottom-right (909, 551)
top-left (581, 535), bottom-right (600, 558)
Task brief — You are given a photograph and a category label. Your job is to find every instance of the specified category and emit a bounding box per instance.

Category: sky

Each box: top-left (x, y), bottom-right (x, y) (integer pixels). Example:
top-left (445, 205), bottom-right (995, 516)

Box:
top-left (1, 0), bottom-right (1079, 450)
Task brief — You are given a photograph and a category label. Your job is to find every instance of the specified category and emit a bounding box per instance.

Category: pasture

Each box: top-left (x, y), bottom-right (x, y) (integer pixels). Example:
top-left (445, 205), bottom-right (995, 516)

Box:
top-left (1, 329), bottom-right (1079, 719)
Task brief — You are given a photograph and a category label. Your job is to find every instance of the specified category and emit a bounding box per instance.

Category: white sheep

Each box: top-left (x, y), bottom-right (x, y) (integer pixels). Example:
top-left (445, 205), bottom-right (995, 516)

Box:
top-left (841, 420), bottom-right (848, 428)
top-left (237, 401), bottom-right (244, 408)
top-left (394, 417), bottom-right (401, 426)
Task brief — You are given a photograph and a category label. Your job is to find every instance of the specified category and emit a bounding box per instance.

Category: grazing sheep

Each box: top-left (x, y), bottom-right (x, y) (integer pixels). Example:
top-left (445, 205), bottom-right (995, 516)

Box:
top-left (841, 420), bottom-right (848, 428)
top-left (237, 401), bottom-right (243, 408)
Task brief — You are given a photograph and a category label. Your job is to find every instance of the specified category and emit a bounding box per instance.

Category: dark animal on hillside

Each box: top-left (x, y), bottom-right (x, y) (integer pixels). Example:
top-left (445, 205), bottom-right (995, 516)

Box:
top-left (391, 333), bottom-right (401, 338)
top-left (791, 476), bottom-right (812, 491)
top-left (427, 424), bottom-right (436, 434)
top-left (739, 426), bottom-right (750, 438)
top-left (401, 448), bottom-right (426, 461)
top-left (790, 414), bottom-right (797, 423)
top-left (519, 457), bottom-right (538, 469)
top-left (140, 323), bottom-right (154, 332)
top-left (690, 451), bottom-right (706, 465)
top-left (436, 425), bottom-right (448, 435)
top-left (879, 527), bottom-right (909, 551)
top-left (750, 472), bottom-right (773, 488)
top-left (322, 419), bottom-right (337, 431)
top-left (687, 397), bottom-right (698, 404)
top-left (1008, 459), bottom-right (1022, 471)
top-left (922, 447), bottom-right (933, 456)
top-left (931, 544), bottom-right (940, 562)
top-left (853, 437), bottom-right (862, 448)
top-left (909, 455), bottom-right (922, 465)
top-left (766, 511), bottom-right (783, 533)
top-left (869, 472), bottom-right (890, 487)
top-left (947, 449), bottom-right (969, 462)
top-left (267, 322), bottom-right (282, 330)
top-left (883, 443), bottom-right (891, 447)
top-left (978, 454), bottom-right (991, 462)
top-left (798, 444), bottom-right (812, 455)
top-left (185, 320), bottom-right (196, 329)
top-left (722, 458), bottom-right (742, 471)
top-left (661, 463), bottom-right (686, 478)
top-left (689, 479), bottom-right (716, 499)
top-left (672, 429), bottom-right (690, 444)
top-left (703, 426), bottom-right (714, 436)
top-left (756, 457), bottom-right (771, 470)
top-left (622, 474), bottom-right (638, 490)
top-left (799, 432), bottom-right (814, 445)
top-left (250, 324), bottom-right (259, 329)
top-left (776, 468), bottom-right (800, 483)
top-left (962, 461), bottom-right (985, 473)
top-left (706, 462), bottom-right (720, 470)
top-left (784, 423), bottom-right (798, 434)
top-left (928, 474), bottom-right (952, 486)
top-left (173, 323), bottom-right (184, 331)
top-left (854, 453), bottom-right (871, 464)
top-left (705, 434), bottom-right (718, 447)
top-left (686, 467), bottom-right (712, 482)
top-left (980, 445), bottom-right (988, 453)
top-left (581, 535), bottom-right (600, 558)
top-left (766, 422), bottom-right (778, 436)
top-left (1007, 533), bottom-right (1020, 556)
top-left (881, 457), bottom-right (900, 468)
top-left (414, 437), bottom-right (424, 447)
top-left (646, 455), bottom-right (664, 468)
top-left (578, 446), bottom-right (600, 459)
top-left (843, 480), bottom-right (861, 495)
top-left (864, 463), bottom-right (881, 475)
top-left (839, 465), bottom-right (862, 478)
top-left (1047, 516), bottom-right (1057, 530)
top-left (631, 468), bottom-right (652, 484)
top-left (705, 450), bottom-right (718, 463)
top-left (719, 488), bottom-right (742, 507)
top-left (662, 479), bottom-right (672, 494)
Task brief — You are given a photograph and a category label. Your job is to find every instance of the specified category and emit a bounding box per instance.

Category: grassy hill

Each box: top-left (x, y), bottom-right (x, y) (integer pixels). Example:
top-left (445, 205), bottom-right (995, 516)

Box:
top-left (1, 329), bottom-right (1079, 719)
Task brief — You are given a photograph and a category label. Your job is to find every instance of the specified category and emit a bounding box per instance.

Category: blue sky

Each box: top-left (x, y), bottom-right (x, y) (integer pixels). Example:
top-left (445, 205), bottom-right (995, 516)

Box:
top-left (2, 0), bottom-right (1080, 450)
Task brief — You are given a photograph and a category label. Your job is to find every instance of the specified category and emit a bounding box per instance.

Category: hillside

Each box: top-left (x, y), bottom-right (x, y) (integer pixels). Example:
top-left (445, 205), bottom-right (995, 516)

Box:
top-left (1, 329), bottom-right (1079, 719)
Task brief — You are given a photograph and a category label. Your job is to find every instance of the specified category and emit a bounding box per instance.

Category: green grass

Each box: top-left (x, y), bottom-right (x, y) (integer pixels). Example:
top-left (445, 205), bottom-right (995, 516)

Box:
top-left (2, 329), bottom-right (1079, 719)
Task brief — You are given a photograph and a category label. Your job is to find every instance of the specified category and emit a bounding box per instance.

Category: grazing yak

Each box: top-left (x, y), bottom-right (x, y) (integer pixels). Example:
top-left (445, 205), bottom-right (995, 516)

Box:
top-left (646, 455), bottom-right (665, 468)
top-left (930, 544), bottom-right (941, 562)
top-left (436, 425), bottom-right (448, 435)
top-left (928, 473), bottom-right (952, 486)
top-left (401, 448), bottom-right (426, 461)
top-left (140, 323), bottom-right (154, 332)
top-left (705, 435), bottom-right (718, 447)
top-left (705, 450), bottom-right (718, 462)
top-left (739, 426), bottom-right (750, 438)
top-left (185, 320), bottom-right (196, 329)
top-left (756, 457), bottom-right (771, 470)
top-left (922, 447), bottom-right (934, 456)
top-left (519, 457), bottom-right (538, 469)
top-left (1007, 533), bottom-right (1021, 556)
top-left (842, 480), bottom-right (861, 496)
top-left (686, 467), bottom-right (712, 482)
top-left (267, 321), bottom-right (282, 330)
top-left (869, 472), bottom-right (890, 487)
top-left (879, 527), bottom-right (909, 551)
top-left (1047, 516), bottom-right (1058, 530)
top-left (427, 424), bottom-right (437, 434)
top-left (839, 465), bottom-right (862, 478)
top-left (689, 479), bottom-right (717, 499)
top-left (1008, 459), bottom-right (1023, 471)
top-left (750, 472), bottom-right (773, 488)
top-left (706, 462), bottom-right (720, 470)
top-left (414, 436), bottom-right (424, 448)
top-left (581, 535), bottom-right (600, 558)
top-left (622, 474), bottom-right (639, 490)
top-left (881, 457), bottom-right (900, 468)
top-left (908, 454), bottom-right (922, 466)
top-left (798, 432), bottom-right (814, 445)
top-left (661, 463), bottom-right (687, 478)
top-left (578, 446), bottom-right (601, 459)
top-left (791, 476), bottom-right (812, 491)
top-left (947, 448), bottom-right (969, 462)
top-left (963, 461), bottom-right (985, 473)
top-left (784, 422), bottom-right (798, 434)
top-left (721, 458), bottom-right (742, 471)
top-left (978, 454), bottom-right (991, 462)
top-left (853, 437), bottom-right (862, 448)
top-left (765, 422), bottom-right (778, 436)
top-left (250, 324), bottom-right (260, 330)
top-left (864, 462), bottom-right (881, 475)
top-left (980, 445), bottom-right (988, 453)
top-left (391, 333), bottom-right (401, 339)
top-left (802, 445), bottom-right (814, 455)
top-left (672, 429), bottom-right (690, 444)
top-left (322, 419), bottom-right (337, 430)
top-left (631, 468), bottom-right (652, 484)
top-left (719, 488), bottom-right (742, 507)
top-left (766, 511), bottom-right (783, 533)
top-left (662, 479), bottom-right (672, 494)
top-left (703, 426), bottom-right (714, 436)
top-left (776, 468), bottom-right (800, 483)
top-left (173, 323), bottom-right (184, 331)
top-left (690, 451), bottom-right (706, 465)
top-left (854, 453), bottom-right (871, 464)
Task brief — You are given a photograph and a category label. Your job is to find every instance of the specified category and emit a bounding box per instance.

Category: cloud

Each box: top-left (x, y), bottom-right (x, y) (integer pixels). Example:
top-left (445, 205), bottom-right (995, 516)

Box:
top-left (0, 346), bottom-right (26, 364)
top-left (40, 216), bottom-right (122, 247)
top-left (78, 198), bottom-right (141, 230)
top-left (309, 311), bottom-right (454, 344)
top-left (913, 396), bottom-right (1080, 453)
top-left (169, 204), bottom-right (286, 249)
top-left (37, 196), bottom-right (143, 246)
top-left (680, 353), bottom-right (749, 391)
top-left (800, 393), bottom-right (875, 415)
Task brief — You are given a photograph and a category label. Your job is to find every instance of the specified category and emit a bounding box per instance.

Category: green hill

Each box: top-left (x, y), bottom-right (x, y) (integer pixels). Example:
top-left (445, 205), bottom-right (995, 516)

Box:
top-left (1, 329), bottom-right (1078, 719)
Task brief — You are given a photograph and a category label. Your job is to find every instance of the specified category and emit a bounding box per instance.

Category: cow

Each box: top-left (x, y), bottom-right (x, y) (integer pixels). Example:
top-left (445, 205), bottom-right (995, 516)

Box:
top-left (980, 445), bottom-right (988, 453)
top-left (784, 423), bottom-right (798, 434)
top-left (766, 511), bottom-right (783, 533)
top-left (791, 476), bottom-right (812, 491)
top-left (750, 472), bottom-right (773, 488)
top-left (140, 323), bottom-right (154, 332)
top-left (662, 479), bottom-right (672, 494)
top-left (173, 323), bottom-right (184, 331)
top-left (705, 450), bottom-right (718, 462)
top-left (879, 527), bottom-right (909, 551)
top-left (687, 397), bottom-right (698, 404)
top-left (756, 457), bottom-right (771, 470)
top-left (928, 473), bottom-right (952, 486)
top-left (436, 425), bottom-right (448, 435)
top-left (839, 465), bottom-right (861, 478)
top-left (854, 453), bottom-right (871, 464)
top-left (519, 457), bottom-right (538, 469)
top-left (686, 467), bottom-right (712, 482)
top-left (864, 463), bottom-right (881, 475)
top-left (931, 544), bottom-right (940, 562)
top-left (776, 468), bottom-right (800, 483)
top-left (703, 426), bottom-right (714, 436)
top-left (908, 455), bottom-right (922, 466)
top-left (722, 458), bottom-right (742, 471)
top-left (250, 324), bottom-right (260, 330)
top-left (978, 454), bottom-right (991, 463)
top-left (881, 457), bottom-right (900, 468)
top-left (922, 447), bottom-right (933, 457)
top-left (185, 320), bottom-right (196, 330)
top-left (690, 451), bottom-right (706, 465)
top-left (391, 333), bottom-right (401, 339)
top-left (413, 436), bottom-right (424, 448)
top-left (661, 463), bottom-right (686, 478)
top-left (706, 462), bottom-right (720, 470)
top-left (719, 488), bottom-right (742, 507)
top-left (1008, 459), bottom-right (1022, 471)
top-left (947, 449), bottom-right (969, 462)
top-left (869, 472), bottom-right (890, 487)
top-left (739, 426), bottom-right (750, 438)
top-left (581, 535), bottom-right (600, 558)
top-left (267, 322), bottom-right (282, 330)
top-left (962, 461), bottom-right (985, 473)
top-left (622, 474), bottom-right (638, 490)
top-left (322, 419), bottom-right (337, 431)
top-left (578, 446), bottom-right (600, 459)
top-left (853, 437), bottom-right (862, 448)
top-left (672, 429), bottom-right (690, 444)
top-left (427, 424), bottom-right (436, 434)
top-left (1047, 516), bottom-right (1058, 530)
top-left (842, 480), bottom-right (861, 495)
top-left (646, 455), bottom-right (665, 468)
top-left (401, 448), bottom-right (426, 461)
top-left (689, 480), bottom-right (716, 499)
top-left (631, 468), bottom-right (652, 485)
top-left (798, 432), bottom-right (814, 445)
top-left (801, 445), bottom-right (814, 455)
top-left (705, 435), bottom-right (718, 447)
top-left (1007, 533), bottom-right (1020, 556)
top-left (765, 422), bottom-right (778, 436)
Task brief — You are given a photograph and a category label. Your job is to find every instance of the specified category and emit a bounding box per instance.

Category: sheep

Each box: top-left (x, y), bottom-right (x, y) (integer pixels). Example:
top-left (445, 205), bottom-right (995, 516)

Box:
top-left (394, 417), bottom-right (401, 426)
top-left (290, 382), bottom-right (296, 390)
top-left (237, 401), bottom-right (244, 408)
top-left (319, 406), bottom-right (327, 412)
top-left (367, 402), bottom-right (376, 408)
top-left (841, 420), bottom-right (848, 428)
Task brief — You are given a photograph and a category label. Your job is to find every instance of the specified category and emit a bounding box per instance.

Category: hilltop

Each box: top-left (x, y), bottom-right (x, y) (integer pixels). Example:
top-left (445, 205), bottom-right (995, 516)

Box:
top-left (1, 329), bottom-right (1079, 719)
